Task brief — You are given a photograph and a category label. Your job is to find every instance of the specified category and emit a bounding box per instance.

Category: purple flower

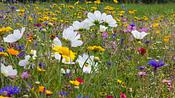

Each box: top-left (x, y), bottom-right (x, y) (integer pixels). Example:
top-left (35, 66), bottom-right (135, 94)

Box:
top-left (21, 71), bottom-right (29, 79)
top-left (17, 51), bottom-right (25, 58)
top-left (102, 32), bottom-right (108, 39)
top-left (137, 66), bottom-right (145, 70)
top-left (112, 33), bottom-right (117, 39)
top-left (124, 23), bottom-right (136, 33)
top-left (0, 47), bottom-right (5, 52)
top-left (59, 91), bottom-right (69, 96)
top-left (128, 24), bottom-right (136, 31)
top-left (10, 6), bottom-right (17, 11)
top-left (16, 45), bottom-right (25, 50)
top-left (144, 40), bottom-right (150, 44)
top-left (107, 61), bottom-right (112, 66)
top-left (34, 23), bottom-right (42, 27)
top-left (39, 62), bottom-right (46, 68)
top-left (130, 23), bottom-right (135, 27)
top-left (120, 38), bottom-right (124, 45)
top-left (148, 59), bottom-right (165, 69)
top-left (0, 86), bottom-right (21, 96)
top-left (140, 27), bottom-right (148, 32)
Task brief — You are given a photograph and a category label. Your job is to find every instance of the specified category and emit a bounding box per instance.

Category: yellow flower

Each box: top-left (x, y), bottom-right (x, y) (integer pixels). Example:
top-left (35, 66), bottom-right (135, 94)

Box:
top-left (7, 48), bottom-right (19, 56)
top-left (163, 38), bottom-right (169, 43)
top-left (142, 16), bottom-right (149, 21)
top-left (28, 16), bottom-right (33, 21)
top-left (155, 30), bottom-right (160, 34)
top-left (128, 10), bottom-right (137, 14)
top-left (86, 1), bottom-right (92, 4)
top-left (74, 1), bottom-right (79, 5)
top-left (53, 46), bottom-right (76, 62)
top-left (70, 80), bottom-right (80, 86)
top-left (94, 0), bottom-right (101, 4)
top-left (113, 0), bottom-right (118, 3)
top-left (117, 79), bottom-right (122, 84)
top-left (0, 96), bottom-right (9, 98)
top-left (43, 16), bottom-right (49, 21)
top-left (163, 35), bottom-right (171, 43)
top-left (0, 52), bottom-right (8, 56)
top-left (19, 9), bottom-right (25, 13)
top-left (118, 10), bottom-right (125, 16)
top-left (91, 7), bottom-right (97, 11)
top-left (134, 16), bottom-right (141, 21)
top-left (87, 46), bottom-right (105, 52)
top-left (152, 23), bottom-right (159, 28)
top-left (104, 6), bottom-right (114, 11)
top-left (45, 90), bottom-right (53, 96)
top-left (68, 5), bottom-right (74, 9)
top-left (5, 27), bottom-right (13, 32)
top-left (0, 27), bottom-right (13, 35)
top-left (37, 67), bottom-right (46, 72)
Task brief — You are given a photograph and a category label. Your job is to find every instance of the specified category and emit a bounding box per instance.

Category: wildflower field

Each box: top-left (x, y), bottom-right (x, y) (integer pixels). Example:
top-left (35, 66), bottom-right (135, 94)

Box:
top-left (0, 1), bottom-right (175, 98)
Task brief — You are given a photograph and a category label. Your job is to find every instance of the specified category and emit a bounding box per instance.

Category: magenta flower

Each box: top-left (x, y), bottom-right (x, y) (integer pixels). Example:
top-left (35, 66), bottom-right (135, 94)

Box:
top-left (120, 92), bottom-right (127, 98)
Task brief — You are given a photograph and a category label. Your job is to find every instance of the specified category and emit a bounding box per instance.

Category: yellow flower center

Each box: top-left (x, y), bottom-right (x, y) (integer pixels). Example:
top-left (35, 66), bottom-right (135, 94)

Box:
top-left (53, 46), bottom-right (76, 62)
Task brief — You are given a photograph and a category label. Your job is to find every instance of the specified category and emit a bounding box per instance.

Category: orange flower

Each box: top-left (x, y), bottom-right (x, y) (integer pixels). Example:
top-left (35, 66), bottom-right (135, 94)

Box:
top-left (7, 48), bottom-right (19, 56)
top-left (38, 86), bottom-right (45, 93)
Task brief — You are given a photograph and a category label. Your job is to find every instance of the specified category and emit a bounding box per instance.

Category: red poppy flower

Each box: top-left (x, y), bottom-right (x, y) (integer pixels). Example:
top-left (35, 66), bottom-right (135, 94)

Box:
top-left (137, 48), bottom-right (146, 55)
top-left (76, 77), bottom-right (84, 84)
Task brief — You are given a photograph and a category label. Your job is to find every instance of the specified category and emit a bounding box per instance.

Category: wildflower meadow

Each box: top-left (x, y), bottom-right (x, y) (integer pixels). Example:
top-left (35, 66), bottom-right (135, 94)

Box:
top-left (0, 1), bottom-right (175, 98)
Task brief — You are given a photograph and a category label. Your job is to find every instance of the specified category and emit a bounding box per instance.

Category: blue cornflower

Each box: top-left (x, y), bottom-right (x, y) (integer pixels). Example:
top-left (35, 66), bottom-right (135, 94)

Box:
top-left (138, 66), bottom-right (145, 70)
top-left (0, 86), bottom-right (21, 96)
top-left (10, 6), bottom-right (17, 11)
top-left (16, 45), bottom-right (25, 50)
top-left (130, 23), bottom-right (135, 27)
top-left (0, 47), bottom-right (5, 52)
top-left (148, 59), bottom-right (165, 69)
top-left (39, 62), bottom-right (46, 68)
top-left (59, 91), bottom-right (69, 96)
top-left (17, 51), bottom-right (25, 58)
top-left (111, 33), bottom-right (117, 39)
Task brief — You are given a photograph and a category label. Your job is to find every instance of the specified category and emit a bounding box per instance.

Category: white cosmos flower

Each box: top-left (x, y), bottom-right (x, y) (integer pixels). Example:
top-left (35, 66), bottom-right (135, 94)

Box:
top-left (62, 27), bottom-right (83, 47)
top-left (19, 55), bottom-right (31, 68)
top-left (72, 21), bottom-right (90, 30)
top-left (53, 37), bottom-right (62, 46)
top-left (87, 10), bottom-right (105, 25)
top-left (1, 63), bottom-right (17, 78)
top-left (131, 30), bottom-right (148, 39)
top-left (100, 25), bottom-right (108, 32)
top-left (76, 53), bottom-right (98, 73)
top-left (102, 14), bottom-right (118, 27)
top-left (3, 27), bottom-right (25, 43)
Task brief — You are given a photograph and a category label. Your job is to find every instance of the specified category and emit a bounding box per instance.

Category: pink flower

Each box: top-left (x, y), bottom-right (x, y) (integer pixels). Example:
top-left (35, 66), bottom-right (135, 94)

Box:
top-left (106, 95), bottom-right (113, 98)
top-left (120, 92), bottom-right (127, 98)
top-left (138, 72), bottom-right (147, 77)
